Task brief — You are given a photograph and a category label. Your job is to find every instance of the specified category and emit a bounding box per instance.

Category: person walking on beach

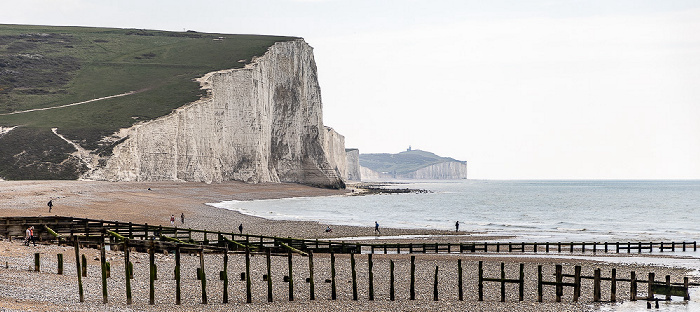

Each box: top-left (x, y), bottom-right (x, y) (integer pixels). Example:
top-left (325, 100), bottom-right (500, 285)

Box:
top-left (170, 214), bottom-right (175, 226)
top-left (47, 199), bottom-right (53, 213)
top-left (181, 213), bottom-right (185, 224)
top-left (455, 221), bottom-right (460, 232)
top-left (238, 223), bottom-right (243, 234)
top-left (25, 226), bottom-right (35, 246)
top-left (374, 221), bottom-right (380, 235)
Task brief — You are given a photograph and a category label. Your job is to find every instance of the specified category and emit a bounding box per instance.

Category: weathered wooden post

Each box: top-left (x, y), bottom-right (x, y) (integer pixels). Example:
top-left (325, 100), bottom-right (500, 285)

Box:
top-left (458, 259), bottom-right (463, 301)
top-left (149, 241), bottom-right (155, 305)
top-left (222, 250), bottom-right (229, 304)
top-left (81, 254), bottom-right (87, 277)
top-left (101, 241), bottom-right (108, 304)
top-left (33, 253), bottom-right (40, 272)
top-left (519, 263), bottom-right (524, 301)
top-left (478, 261), bottom-right (484, 301)
top-left (266, 249), bottom-right (273, 302)
top-left (124, 241), bottom-right (131, 305)
top-left (684, 277), bottom-right (690, 300)
top-left (410, 255), bottom-right (416, 300)
top-left (630, 271), bottom-right (637, 301)
top-left (175, 246), bottom-right (181, 305)
top-left (665, 275), bottom-right (671, 301)
top-left (308, 250), bottom-right (315, 300)
top-left (611, 268), bottom-right (617, 302)
top-left (500, 262), bottom-right (505, 302)
top-left (57, 254), bottom-right (63, 275)
top-left (368, 253), bottom-right (374, 300)
top-left (288, 250), bottom-right (294, 301)
top-left (573, 265), bottom-right (581, 302)
top-left (245, 248), bottom-right (252, 303)
top-left (555, 264), bottom-right (562, 302)
top-left (593, 268), bottom-right (601, 302)
top-left (331, 252), bottom-right (337, 300)
top-left (433, 265), bottom-right (439, 301)
top-left (537, 265), bottom-right (543, 302)
top-left (389, 260), bottom-right (395, 301)
top-left (200, 248), bottom-right (207, 304)
top-left (74, 239), bottom-right (84, 303)
top-left (351, 253), bottom-right (358, 300)
top-left (648, 272), bottom-right (655, 300)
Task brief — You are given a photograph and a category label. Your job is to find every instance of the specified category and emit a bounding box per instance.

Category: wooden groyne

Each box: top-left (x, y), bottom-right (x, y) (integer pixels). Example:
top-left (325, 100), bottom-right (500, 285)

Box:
top-left (0, 216), bottom-right (696, 255)
top-left (4, 216), bottom-right (699, 306)
top-left (21, 245), bottom-right (699, 306)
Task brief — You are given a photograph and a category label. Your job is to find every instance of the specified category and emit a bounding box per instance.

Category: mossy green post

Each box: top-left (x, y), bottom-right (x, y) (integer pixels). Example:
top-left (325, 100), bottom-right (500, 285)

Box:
top-left (73, 239), bottom-right (84, 302)
top-left (57, 253), bottom-right (63, 275)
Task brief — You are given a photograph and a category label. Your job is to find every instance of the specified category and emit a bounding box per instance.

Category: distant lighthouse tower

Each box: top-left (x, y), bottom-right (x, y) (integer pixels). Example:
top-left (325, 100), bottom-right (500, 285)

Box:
top-left (407, 145), bottom-right (412, 151)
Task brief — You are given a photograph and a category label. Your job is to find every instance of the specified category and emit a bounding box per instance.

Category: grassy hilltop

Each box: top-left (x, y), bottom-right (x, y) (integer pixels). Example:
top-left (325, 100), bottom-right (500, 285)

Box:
top-left (0, 24), bottom-right (296, 179)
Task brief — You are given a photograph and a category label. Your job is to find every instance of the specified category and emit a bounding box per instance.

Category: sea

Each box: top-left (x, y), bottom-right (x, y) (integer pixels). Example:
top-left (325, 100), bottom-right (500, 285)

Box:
top-left (210, 180), bottom-right (700, 244)
top-left (210, 180), bottom-right (700, 311)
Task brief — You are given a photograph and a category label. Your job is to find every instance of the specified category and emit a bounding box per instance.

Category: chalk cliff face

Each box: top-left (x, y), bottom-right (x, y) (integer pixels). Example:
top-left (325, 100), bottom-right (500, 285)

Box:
top-left (402, 162), bottom-right (467, 179)
top-left (345, 149), bottom-right (360, 181)
top-left (88, 39), bottom-right (345, 188)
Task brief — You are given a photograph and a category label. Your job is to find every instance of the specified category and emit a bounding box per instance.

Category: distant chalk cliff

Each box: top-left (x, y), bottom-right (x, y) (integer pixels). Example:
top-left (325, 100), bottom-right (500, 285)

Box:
top-left (88, 40), bottom-right (346, 188)
top-left (359, 149), bottom-right (467, 181)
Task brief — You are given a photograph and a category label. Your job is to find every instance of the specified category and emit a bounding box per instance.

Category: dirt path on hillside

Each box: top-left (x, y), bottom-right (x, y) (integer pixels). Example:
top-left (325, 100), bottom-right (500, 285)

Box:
top-left (0, 90), bottom-right (140, 116)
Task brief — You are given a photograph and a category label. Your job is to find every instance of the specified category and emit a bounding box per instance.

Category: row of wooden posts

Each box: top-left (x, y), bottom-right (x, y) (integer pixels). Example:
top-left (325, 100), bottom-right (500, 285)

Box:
top-left (4, 217), bottom-right (698, 256)
top-left (27, 237), bottom-right (697, 305)
top-left (366, 241), bottom-right (699, 254)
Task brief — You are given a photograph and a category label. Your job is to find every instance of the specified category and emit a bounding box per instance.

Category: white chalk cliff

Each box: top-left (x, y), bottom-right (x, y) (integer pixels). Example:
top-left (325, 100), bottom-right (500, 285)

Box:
top-left (88, 39), bottom-right (346, 188)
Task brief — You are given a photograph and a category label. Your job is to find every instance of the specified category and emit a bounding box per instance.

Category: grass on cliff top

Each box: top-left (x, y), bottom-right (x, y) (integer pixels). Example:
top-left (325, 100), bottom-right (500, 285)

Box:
top-left (359, 149), bottom-right (466, 175)
top-left (0, 24), bottom-right (297, 147)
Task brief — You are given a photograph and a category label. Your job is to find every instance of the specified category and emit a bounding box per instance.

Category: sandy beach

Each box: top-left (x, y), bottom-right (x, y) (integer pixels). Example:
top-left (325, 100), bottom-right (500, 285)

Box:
top-left (0, 180), bottom-right (697, 311)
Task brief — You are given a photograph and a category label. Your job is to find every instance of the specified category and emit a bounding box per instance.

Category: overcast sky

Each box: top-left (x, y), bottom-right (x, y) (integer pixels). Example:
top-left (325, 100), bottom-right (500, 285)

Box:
top-left (3, 0), bottom-right (699, 179)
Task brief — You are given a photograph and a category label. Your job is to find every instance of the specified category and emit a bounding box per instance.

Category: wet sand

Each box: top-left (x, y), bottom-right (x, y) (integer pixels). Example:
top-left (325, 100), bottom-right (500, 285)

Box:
top-left (0, 180), bottom-right (496, 240)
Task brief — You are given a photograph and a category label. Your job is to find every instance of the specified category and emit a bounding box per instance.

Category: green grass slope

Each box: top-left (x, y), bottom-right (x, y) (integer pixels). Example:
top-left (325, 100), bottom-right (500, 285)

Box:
top-left (0, 24), bottom-right (296, 179)
top-left (359, 149), bottom-right (466, 175)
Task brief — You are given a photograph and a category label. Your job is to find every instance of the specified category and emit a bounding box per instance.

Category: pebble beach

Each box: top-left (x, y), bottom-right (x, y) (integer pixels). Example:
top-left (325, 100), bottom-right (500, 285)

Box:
top-left (0, 180), bottom-right (696, 311)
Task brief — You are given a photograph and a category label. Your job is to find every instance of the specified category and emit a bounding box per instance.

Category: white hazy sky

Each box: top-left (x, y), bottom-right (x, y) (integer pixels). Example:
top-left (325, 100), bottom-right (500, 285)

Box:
top-left (3, 0), bottom-right (699, 179)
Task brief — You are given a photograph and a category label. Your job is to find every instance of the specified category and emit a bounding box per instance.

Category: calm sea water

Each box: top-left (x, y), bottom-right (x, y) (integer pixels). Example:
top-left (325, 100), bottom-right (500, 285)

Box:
top-left (209, 180), bottom-right (700, 243)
